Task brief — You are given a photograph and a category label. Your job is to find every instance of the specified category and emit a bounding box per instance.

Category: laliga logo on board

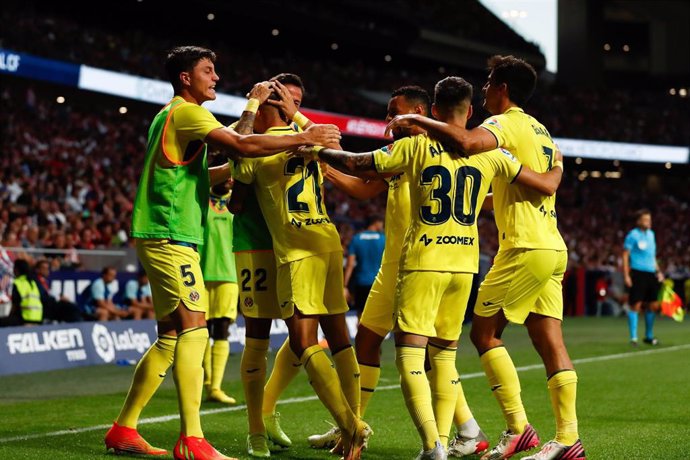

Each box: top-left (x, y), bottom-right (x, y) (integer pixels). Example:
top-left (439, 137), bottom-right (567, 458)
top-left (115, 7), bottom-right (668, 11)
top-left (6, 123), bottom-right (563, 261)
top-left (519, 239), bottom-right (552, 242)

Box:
top-left (91, 324), bottom-right (152, 363)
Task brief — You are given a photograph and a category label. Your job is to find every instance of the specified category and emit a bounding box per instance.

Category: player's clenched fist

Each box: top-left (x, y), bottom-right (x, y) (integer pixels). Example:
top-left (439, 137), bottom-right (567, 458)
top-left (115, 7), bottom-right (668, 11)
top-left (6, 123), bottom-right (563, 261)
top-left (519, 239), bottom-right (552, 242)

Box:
top-left (302, 124), bottom-right (341, 146)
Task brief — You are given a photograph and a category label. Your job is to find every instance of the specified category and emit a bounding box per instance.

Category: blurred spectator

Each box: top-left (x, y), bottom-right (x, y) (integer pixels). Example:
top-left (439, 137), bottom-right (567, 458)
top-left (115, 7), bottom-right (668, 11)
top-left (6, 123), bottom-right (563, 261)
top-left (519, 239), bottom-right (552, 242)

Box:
top-left (8, 259), bottom-right (43, 326)
top-left (0, 244), bottom-right (13, 319)
top-left (122, 270), bottom-right (155, 320)
top-left (81, 266), bottom-right (128, 321)
top-left (35, 258), bottom-right (82, 323)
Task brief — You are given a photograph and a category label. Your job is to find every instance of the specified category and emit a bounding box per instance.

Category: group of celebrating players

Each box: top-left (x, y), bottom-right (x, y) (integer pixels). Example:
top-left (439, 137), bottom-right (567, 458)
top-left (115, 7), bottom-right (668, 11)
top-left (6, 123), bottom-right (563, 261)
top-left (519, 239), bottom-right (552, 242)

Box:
top-left (102, 45), bottom-right (586, 460)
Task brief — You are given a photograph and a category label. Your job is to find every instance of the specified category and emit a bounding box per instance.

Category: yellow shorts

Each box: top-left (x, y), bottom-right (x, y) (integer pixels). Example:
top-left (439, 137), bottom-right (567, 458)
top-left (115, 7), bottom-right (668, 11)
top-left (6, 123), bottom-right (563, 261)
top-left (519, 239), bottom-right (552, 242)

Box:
top-left (235, 250), bottom-right (285, 319)
top-left (359, 262), bottom-right (398, 338)
top-left (474, 248), bottom-right (567, 324)
top-left (136, 239), bottom-right (207, 320)
top-left (277, 251), bottom-right (349, 316)
top-left (205, 281), bottom-right (238, 321)
top-left (394, 270), bottom-right (474, 341)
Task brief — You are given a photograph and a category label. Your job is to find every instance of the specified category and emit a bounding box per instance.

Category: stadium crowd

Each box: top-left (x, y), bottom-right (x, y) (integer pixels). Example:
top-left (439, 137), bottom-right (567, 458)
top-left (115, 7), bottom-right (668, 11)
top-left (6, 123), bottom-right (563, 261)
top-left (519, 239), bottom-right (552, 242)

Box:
top-left (2, 0), bottom-right (689, 146)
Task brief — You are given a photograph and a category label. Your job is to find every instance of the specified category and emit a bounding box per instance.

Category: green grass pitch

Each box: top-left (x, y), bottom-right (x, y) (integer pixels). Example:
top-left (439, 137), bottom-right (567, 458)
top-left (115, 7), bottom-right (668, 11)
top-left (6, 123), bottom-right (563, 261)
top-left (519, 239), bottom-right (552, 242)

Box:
top-left (0, 316), bottom-right (688, 459)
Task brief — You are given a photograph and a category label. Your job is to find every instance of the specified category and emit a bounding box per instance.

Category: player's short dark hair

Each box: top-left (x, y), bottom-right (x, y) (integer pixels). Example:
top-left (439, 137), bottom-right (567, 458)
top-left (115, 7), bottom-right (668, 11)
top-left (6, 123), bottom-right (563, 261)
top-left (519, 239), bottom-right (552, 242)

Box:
top-left (165, 46), bottom-right (217, 93)
top-left (270, 73), bottom-right (306, 95)
top-left (433, 77), bottom-right (473, 112)
top-left (391, 86), bottom-right (431, 114)
top-left (366, 214), bottom-right (384, 227)
top-left (487, 55), bottom-right (537, 105)
top-left (636, 208), bottom-right (651, 220)
top-left (101, 266), bottom-right (116, 276)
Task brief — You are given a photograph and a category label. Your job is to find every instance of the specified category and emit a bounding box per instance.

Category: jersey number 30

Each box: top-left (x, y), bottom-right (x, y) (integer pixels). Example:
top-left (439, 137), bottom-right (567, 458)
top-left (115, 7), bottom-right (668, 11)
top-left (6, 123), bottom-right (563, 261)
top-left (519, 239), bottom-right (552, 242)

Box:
top-left (420, 165), bottom-right (482, 226)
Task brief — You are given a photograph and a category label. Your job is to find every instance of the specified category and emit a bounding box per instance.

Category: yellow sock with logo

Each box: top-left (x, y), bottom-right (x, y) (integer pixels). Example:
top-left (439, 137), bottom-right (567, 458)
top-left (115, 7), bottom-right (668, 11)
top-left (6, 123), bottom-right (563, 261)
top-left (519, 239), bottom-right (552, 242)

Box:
top-left (480, 347), bottom-right (527, 434)
top-left (453, 378), bottom-right (475, 427)
top-left (427, 344), bottom-right (460, 445)
top-left (396, 345), bottom-right (439, 450)
top-left (211, 339), bottom-right (230, 391)
top-left (202, 338), bottom-right (212, 391)
top-left (301, 345), bottom-right (355, 431)
top-left (173, 327), bottom-right (208, 437)
top-left (117, 335), bottom-right (176, 428)
top-left (332, 345), bottom-right (361, 417)
top-left (241, 338), bottom-right (269, 435)
top-left (358, 363), bottom-right (381, 418)
top-left (548, 370), bottom-right (579, 445)
top-left (263, 338), bottom-right (302, 415)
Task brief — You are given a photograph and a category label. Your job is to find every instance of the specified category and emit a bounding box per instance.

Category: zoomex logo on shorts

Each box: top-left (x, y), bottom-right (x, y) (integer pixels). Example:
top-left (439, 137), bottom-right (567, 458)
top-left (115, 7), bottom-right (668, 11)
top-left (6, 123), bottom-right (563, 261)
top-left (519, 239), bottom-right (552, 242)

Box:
top-left (91, 324), bottom-right (152, 363)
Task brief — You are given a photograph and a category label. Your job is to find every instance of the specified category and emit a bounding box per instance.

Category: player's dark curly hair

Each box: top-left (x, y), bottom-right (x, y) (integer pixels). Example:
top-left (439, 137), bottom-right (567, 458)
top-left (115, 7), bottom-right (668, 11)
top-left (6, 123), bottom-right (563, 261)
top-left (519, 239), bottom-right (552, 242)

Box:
top-left (487, 55), bottom-right (537, 106)
top-left (270, 73), bottom-right (306, 95)
top-left (391, 85), bottom-right (431, 114)
top-left (433, 77), bottom-right (473, 112)
top-left (165, 46), bottom-right (217, 93)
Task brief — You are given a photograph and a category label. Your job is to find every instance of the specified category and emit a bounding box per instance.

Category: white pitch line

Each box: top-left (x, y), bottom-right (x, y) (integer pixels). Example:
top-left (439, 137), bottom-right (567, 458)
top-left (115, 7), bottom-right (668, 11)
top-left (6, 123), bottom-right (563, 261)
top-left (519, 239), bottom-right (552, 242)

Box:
top-left (2, 343), bottom-right (689, 444)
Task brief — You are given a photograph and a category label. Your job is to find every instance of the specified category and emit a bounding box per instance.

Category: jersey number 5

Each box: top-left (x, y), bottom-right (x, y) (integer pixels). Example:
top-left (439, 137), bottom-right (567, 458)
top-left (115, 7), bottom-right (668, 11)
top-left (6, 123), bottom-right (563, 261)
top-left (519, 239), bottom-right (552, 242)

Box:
top-left (420, 165), bottom-right (482, 226)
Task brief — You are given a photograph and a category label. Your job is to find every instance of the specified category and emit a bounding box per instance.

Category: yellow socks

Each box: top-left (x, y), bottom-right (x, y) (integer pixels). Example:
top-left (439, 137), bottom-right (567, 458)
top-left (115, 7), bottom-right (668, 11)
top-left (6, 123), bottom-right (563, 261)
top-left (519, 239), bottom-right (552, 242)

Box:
top-left (358, 363), bottom-right (380, 418)
top-left (480, 347), bottom-right (528, 434)
top-left (301, 345), bottom-right (355, 431)
top-left (332, 345), bottom-right (361, 417)
top-left (202, 338), bottom-right (212, 391)
top-left (241, 337), bottom-right (269, 435)
top-left (210, 339), bottom-right (230, 391)
top-left (116, 335), bottom-right (176, 428)
top-left (396, 345), bottom-right (439, 450)
top-left (548, 370), bottom-right (579, 445)
top-left (453, 377), bottom-right (475, 427)
top-left (427, 344), bottom-right (460, 446)
top-left (263, 338), bottom-right (302, 416)
top-left (173, 327), bottom-right (208, 437)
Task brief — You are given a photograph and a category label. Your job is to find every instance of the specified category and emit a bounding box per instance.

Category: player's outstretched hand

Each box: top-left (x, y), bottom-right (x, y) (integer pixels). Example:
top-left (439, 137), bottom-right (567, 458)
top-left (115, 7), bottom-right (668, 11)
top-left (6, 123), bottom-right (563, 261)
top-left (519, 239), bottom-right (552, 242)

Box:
top-left (554, 143), bottom-right (563, 162)
top-left (384, 114), bottom-right (422, 137)
top-left (303, 124), bottom-right (341, 146)
top-left (246, 81), bottom-right (275, 104)
top-left (265, 80), bottom-right (299, 120)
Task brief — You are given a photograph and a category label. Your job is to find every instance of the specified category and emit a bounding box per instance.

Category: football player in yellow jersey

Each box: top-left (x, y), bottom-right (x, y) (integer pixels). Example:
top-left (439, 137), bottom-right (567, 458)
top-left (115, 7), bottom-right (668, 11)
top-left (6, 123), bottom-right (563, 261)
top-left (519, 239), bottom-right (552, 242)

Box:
top-left (104, 46), bottom-right (341, 460)
top-left (299, 76), bottom-right (563, 460)
top-left (233, 79), bottom-right (371, 460)
top-left (309, 86), bottom-right (491, 458)
top-left (386, 56), bottom-right (584, 460)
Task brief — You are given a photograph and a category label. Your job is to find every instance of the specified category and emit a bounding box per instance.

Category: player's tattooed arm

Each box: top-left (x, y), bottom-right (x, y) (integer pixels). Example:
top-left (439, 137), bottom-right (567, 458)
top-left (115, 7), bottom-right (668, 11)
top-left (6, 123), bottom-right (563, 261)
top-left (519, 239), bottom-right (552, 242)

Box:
top-left (313, 148), bottom-right (377, 174)
top-left (234, 81), bottom-right (275, 134)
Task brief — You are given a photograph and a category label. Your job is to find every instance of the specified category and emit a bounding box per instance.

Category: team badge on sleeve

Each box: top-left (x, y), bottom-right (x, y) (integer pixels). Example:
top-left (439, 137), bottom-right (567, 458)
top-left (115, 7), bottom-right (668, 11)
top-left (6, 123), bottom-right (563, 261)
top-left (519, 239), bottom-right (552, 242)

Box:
top-left (499, 148), bottom-right (517, 162)
top-left (486, 118), bottom-right (503, 130)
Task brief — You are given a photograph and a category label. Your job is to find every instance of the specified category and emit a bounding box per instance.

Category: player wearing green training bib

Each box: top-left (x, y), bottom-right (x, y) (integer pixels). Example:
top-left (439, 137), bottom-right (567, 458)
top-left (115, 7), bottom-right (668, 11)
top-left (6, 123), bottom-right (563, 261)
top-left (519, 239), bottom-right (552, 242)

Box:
top-left (105, 47), bottom-right (342, 460)
top-left (200, 180), bottom-right (239, 405)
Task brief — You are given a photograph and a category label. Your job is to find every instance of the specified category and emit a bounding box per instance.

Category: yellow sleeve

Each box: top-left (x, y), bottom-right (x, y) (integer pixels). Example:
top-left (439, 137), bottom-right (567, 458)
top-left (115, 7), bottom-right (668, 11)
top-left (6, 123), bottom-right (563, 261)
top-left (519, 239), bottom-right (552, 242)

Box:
top-left (479, 114), bottom-right (509, 149)
top-left (233, 158), bottom-right (256, 185)
top-left (373, 137), bottom-right (414, 175)
top-left (485, 149), bottom-right (523, 183)
top-left (173, 104), bottom-right (224, 140)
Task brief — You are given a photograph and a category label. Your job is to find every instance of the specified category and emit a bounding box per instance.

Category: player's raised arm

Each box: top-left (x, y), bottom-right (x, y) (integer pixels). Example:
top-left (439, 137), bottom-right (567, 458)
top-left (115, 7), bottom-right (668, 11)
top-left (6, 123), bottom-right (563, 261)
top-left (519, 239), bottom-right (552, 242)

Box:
top-left (385, 114), bottom-right (497, 155)
top-left (234, 81), bottom-right (274, 134)
top-left (206, 123), bottom-right (341, 158)
top-left (513, 149), bottom-right (564, 196)
top-left (298, 146), bottom-right (379, 174)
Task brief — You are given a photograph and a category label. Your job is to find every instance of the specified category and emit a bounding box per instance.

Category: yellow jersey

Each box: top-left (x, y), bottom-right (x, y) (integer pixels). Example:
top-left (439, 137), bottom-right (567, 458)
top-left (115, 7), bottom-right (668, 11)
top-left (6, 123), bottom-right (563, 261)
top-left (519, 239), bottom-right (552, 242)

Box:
top-left (233, 125), bottom-right (342, 266)
top-left (379, 160), bottom-right (411, 264)
top-left (374, 133), bottom-right (522, 273)
top-left (480, 107), bottom-right (567, 251)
